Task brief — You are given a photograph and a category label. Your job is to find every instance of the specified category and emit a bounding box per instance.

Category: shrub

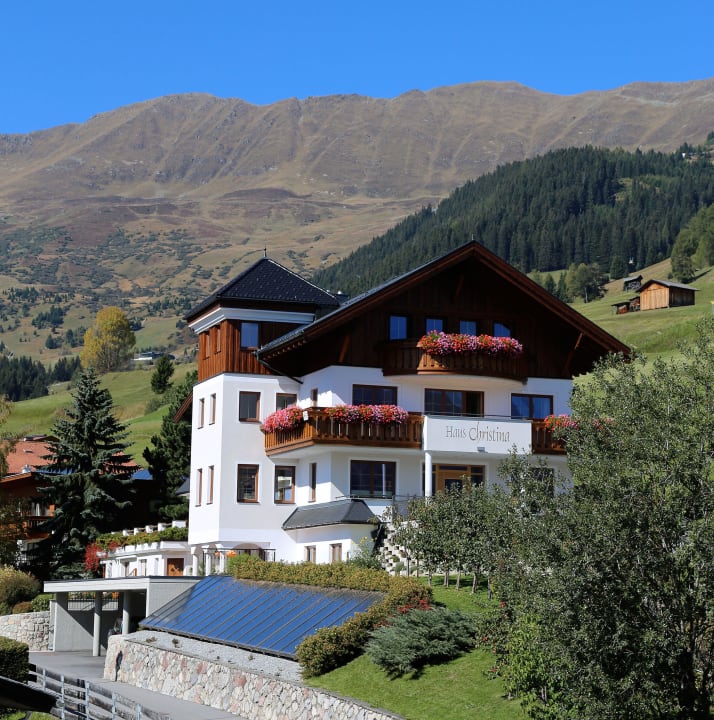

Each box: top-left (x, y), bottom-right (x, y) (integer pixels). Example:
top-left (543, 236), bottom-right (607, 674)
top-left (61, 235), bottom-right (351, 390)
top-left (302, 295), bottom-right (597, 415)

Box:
top-left (0, 636), bottom-right (29, 681)
top-left (30, 594), bottom-right (52, 612)
top-left (11, 601), bottom-right (32, 615)
top-left (366, 606), bottom-right (476, 677)
top-left (0, 567), bottom-right (40, 616)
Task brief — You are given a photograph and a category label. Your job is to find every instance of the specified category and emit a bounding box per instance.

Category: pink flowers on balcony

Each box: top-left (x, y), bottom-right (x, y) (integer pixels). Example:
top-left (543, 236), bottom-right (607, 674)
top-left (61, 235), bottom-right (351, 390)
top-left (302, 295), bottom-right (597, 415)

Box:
top-left (326, 404), bottom-right (409, 424)
top-left (262, 405), bottom-right (305, 434)
top-left (543, 414), bottom-right (579, 431)
top-left (417, 331), bottom-right (524, 357)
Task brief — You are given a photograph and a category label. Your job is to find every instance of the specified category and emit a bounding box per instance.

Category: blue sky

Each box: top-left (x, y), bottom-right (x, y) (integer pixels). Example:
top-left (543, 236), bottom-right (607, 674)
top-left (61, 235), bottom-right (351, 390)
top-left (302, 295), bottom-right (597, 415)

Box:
top-left (3, 0), bottom-right (713, 134)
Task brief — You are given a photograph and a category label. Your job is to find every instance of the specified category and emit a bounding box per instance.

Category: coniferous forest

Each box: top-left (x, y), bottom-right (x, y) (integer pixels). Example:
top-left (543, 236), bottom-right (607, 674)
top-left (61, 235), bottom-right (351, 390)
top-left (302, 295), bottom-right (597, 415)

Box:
top-left (312, 145), bottom-right (714, 296)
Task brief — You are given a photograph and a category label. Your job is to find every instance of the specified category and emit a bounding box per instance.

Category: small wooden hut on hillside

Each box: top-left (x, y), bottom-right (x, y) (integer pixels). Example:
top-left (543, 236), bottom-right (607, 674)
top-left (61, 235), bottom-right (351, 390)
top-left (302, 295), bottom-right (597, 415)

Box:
top-left (637, 279), bottom-right (696, 311)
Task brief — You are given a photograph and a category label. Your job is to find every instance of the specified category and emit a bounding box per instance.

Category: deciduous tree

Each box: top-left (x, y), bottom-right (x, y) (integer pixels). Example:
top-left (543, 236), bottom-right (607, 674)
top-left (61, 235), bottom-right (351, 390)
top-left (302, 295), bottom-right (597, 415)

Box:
top-left (498, 321), bottom-right (714, 719)
top-left (80, 307), bottom-right (135, 373)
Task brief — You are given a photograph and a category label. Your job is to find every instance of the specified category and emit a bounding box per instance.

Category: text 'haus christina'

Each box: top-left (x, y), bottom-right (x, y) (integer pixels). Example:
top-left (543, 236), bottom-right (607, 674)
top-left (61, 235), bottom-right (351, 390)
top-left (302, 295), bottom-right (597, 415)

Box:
top-left (183, 241), bottom-right (628, 571)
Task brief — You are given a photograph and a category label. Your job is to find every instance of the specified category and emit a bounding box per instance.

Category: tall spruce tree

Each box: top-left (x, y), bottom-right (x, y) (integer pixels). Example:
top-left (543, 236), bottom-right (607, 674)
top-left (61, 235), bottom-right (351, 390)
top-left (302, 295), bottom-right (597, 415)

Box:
top-left (39, 367), bottom-right (135, 577)
top-left (143, 370), bottom-right (195, 521)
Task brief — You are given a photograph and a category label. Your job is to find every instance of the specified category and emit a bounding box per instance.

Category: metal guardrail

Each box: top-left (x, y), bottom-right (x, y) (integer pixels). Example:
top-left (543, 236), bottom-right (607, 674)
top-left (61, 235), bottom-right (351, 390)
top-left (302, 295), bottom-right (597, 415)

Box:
top-left (29, 664), bottom-right (170, 720)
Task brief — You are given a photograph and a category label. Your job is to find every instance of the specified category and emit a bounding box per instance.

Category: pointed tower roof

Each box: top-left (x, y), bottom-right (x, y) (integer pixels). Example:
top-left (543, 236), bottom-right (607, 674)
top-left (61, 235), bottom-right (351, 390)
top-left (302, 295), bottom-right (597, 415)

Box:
top-left (186, 257), bottom-right (339, 322)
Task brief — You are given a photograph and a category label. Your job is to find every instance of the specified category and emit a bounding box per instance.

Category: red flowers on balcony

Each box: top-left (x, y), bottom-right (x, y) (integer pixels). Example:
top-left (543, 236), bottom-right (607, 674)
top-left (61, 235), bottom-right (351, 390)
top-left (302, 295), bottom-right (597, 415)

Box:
top-left (543, 414), bottom-right (579, 431)
top-left (262, 405), bottom-right (305, 434)
top-left (325, 404), bottom-right (409, 425)
top-left (417, 331), bottom-right (523, 357)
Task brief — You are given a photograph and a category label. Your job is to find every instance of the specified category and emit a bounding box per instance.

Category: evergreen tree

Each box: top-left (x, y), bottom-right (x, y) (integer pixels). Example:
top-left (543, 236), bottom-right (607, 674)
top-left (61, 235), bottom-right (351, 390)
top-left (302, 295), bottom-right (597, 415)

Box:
top-left (142, 370), bottom-right (196, 521)
top-left (608, 254), bottom-right (627, 280)
top-left (150, 355), bottom-right (175, 395)
top-left (39, 368), bottom-right (135, 577)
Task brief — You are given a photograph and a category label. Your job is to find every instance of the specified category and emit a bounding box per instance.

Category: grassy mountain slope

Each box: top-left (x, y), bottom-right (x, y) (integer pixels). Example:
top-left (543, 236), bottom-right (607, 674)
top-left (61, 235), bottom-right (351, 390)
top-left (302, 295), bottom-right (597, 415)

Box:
top-left (0, 79), bottom-right (713, 325)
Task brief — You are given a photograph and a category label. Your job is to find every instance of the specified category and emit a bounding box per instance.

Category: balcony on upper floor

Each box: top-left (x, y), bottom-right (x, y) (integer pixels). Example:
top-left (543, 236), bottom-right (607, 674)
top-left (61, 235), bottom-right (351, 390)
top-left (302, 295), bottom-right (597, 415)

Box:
top-left (264, 408), bottom-right (565, 457)
top-left (380, 341), bottom-right (529, 380)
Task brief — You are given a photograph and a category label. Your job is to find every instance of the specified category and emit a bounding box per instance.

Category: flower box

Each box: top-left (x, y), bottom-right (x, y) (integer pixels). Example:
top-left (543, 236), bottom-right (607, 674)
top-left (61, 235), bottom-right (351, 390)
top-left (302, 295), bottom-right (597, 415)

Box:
top-left (417, 331), bottom-right (523, 357)
top-left (325, 404), bottom-right (409, 425)
top-left (262, 405), bottom-right (305, 434)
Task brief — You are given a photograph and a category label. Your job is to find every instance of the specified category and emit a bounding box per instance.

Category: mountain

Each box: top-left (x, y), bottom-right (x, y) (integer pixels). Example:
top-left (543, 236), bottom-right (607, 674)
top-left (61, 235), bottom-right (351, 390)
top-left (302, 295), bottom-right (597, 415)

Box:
top-left (0, 79), bottom-right (713, 358)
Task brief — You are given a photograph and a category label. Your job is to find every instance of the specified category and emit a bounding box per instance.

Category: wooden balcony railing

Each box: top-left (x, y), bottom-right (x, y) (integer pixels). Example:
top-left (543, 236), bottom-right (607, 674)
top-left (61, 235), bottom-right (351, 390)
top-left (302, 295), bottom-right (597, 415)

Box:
top-left (265, 410), bottom-right (564, 456)
top-left (264, 408), bottom-right (424, 455)
top-left (531, 420), bottom-right (566, 454)
top-left (381, 342), bottom-right (529, 380)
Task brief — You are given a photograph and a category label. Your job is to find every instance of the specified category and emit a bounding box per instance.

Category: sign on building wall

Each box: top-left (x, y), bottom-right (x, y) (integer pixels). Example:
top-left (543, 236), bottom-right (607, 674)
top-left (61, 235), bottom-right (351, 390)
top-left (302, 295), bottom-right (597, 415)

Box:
top-left (424, 416), bottom-right (531, 455)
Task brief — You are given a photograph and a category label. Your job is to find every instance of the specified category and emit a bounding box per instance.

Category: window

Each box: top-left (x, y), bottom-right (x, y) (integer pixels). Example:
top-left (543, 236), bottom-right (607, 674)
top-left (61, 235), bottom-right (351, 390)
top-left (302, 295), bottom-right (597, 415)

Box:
top-left (305, 546), bottom-right (316, 563)
top-left (195, 469), bottom-right (203, 506)
top-left (511, 394), bottom-right (553, 420)
top-left (309, 463), bottom-right (317, 502)
top-left (276, 393), bottom-right (297, 410)
top-left (239, 392), bottom-right (260, 422)
top-left (389, 315), bottom-right (408, 340)
top-left (352, 385), bottom-right (398, 405)
top-left (237, 465), bottom-right (258, 502)
top-left (208, 466), bottom-right (214, 504)
top-left (350, 460), bottom-right (395, 498)
top-left (494, 322), bottom-right (511, 337)
top-left (240, 321), bottom-right (259, 349)
top-left (215, 326), bottom-right (221, 353)
top-left (425, 317), bottom-right (444, 333)
top-left (330, 543), bottom-right (343, 563)
top-left (209, 394), bottom-right (216, 424)
top-left (459, 319), bottom-right (478, 335)
top-left (425, 389), bottom-right (483, 417)
top-left (274, 466), bottom-right (295, 504)
top-left (310, 388), bottom-right (318, 406)
top-left (198, 398), bottom-right (205, 428)
top-left (203, 331), bottom-right (210, 359)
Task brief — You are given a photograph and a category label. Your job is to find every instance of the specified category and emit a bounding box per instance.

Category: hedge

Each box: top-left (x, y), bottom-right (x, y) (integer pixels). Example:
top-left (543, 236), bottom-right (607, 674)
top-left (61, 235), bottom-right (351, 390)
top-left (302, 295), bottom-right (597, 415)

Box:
top-left (95, 525), bottom-right (189, 550)
top-left (0, 636), bottom-right (29, 682)
top-left (228, 555), bottom-right (432, 676)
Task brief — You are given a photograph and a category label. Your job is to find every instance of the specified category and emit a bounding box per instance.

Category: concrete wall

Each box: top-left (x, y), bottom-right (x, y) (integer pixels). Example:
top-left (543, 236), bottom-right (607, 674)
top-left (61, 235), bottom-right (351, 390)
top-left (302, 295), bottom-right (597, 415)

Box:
top-left (105, 635), bottom-right (402, 720)
top-left (0, 611), bottom-right (50, 651)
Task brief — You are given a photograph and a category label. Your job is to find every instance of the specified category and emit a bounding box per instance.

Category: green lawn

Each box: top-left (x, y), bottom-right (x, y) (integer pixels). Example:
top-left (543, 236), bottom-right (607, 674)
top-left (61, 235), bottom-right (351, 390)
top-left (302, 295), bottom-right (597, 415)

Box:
top-left (573, 260), bottom-right (714, 361)
top-left (306, 578), bottom-right (523, 720)
top-left (3, 362), bottom-right (196, 461)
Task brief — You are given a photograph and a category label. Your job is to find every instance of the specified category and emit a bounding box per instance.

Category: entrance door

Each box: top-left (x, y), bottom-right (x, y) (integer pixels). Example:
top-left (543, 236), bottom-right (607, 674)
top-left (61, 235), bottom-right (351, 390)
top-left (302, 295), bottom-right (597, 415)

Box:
top-left (434, 465), bottom-right (485, 493)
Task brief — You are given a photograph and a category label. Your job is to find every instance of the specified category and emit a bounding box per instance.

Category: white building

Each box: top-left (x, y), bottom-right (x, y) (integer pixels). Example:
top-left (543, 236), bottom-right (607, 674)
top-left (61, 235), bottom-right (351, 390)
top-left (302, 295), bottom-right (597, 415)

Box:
top-left (184, 242), bottom-right (627, 571)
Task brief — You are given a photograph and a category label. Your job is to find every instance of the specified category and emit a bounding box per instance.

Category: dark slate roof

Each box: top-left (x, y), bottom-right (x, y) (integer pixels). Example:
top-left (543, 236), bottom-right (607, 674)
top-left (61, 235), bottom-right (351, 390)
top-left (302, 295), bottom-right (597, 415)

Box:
top-left (186, 257), bottom-right (340, 321)
top-left (282, 498), bottom-right (378, 530)
top-left (637, 278), bottom-right (697, 292)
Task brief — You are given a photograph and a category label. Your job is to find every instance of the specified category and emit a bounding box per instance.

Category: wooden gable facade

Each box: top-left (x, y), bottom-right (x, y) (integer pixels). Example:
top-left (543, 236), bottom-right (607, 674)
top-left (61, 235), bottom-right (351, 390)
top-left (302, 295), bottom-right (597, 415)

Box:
top-left (637, 279), bottom-right (696, 311)
top-left (259, 242), bottom-right (629, 379)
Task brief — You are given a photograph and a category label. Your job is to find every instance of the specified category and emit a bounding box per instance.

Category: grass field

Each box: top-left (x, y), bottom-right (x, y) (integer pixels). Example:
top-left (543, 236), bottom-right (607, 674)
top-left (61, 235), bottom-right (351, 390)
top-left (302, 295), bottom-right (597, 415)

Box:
top-left (571, 260), bottom-right (714, 361)
top-left (3, 362), bottom-right (197, 461)
top-left (307, 579), bottom-right (522, 720)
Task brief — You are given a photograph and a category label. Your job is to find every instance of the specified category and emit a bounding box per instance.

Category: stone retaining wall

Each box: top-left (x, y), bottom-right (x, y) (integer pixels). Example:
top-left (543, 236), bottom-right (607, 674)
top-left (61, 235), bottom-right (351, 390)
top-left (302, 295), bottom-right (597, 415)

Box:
top-left (105, 635), bottom-right (402, 720)
top-left (0, 611), bottom-right (50, 651)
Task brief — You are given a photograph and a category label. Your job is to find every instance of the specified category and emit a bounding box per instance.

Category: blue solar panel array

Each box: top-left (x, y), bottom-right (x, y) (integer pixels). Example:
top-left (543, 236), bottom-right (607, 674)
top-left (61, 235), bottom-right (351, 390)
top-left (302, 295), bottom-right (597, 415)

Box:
top-left (141, 575), bottom-right (384, 659)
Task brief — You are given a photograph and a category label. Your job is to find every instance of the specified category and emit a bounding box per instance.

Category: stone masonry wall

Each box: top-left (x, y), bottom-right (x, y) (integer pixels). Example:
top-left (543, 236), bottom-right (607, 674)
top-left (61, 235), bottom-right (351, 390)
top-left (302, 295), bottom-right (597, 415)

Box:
top-left (105, 635), bottom-right (403, 720)
top-left (0, 611), bottom-right (50, 651)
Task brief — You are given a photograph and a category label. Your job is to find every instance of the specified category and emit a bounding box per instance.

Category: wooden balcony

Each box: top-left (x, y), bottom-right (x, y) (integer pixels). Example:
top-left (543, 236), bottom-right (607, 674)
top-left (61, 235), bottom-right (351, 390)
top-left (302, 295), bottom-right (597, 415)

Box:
top-left (265, 410), bottom-right (565, 456)
top-left (531, 420), bottom-right (566, 454)
top-left (264, 408), bottom-right (424, 456)
top-left (381, 342), bottom-right (529, 380)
